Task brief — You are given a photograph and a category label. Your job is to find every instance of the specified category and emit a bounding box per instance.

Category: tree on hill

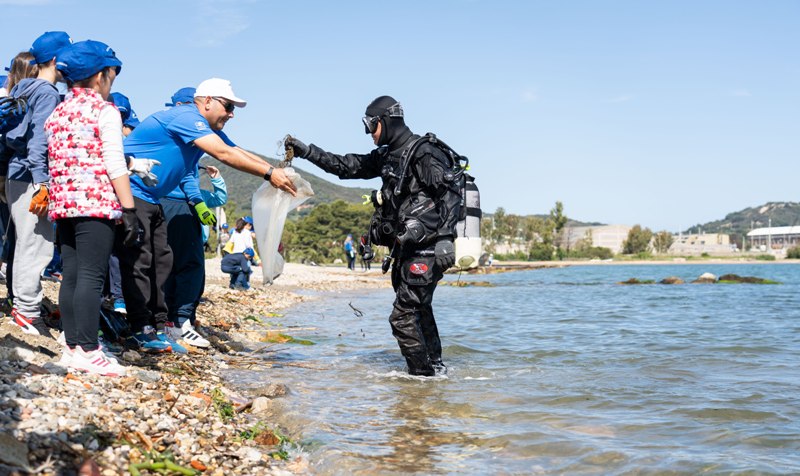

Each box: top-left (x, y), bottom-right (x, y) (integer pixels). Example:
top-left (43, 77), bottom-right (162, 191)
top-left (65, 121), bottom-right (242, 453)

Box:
top-left (550, 201), bottom-right (568, 259)
top-left (622, 225), bottom-right (653, 255)
top-left (652, 230), bottom-right (674, 254)
top-left (285, 200), bottom-right (373, 264)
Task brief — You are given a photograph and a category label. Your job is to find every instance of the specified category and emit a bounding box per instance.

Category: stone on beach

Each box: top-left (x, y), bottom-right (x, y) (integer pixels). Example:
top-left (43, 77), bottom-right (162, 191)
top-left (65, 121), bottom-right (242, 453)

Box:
top-left (0, 262), bottom-right (389, 475)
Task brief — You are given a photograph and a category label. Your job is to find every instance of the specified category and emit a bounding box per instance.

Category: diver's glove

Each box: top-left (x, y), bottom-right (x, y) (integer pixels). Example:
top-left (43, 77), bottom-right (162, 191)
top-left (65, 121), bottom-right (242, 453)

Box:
top-left (194, 201), bottom-right (217, 227)
top-left (127, 157), bottom-right (161, 187)
top-left (434, 238), bottom-right (456, 270)
top-left (284, 136), bottom-right (309, 159)
top-left (121, 207), bottom-right (143, 247)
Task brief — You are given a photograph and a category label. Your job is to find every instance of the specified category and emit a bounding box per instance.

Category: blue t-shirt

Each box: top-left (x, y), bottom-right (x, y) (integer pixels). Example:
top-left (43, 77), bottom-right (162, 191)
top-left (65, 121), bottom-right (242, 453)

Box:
top-left (124, 104), bottom-right (235, 204)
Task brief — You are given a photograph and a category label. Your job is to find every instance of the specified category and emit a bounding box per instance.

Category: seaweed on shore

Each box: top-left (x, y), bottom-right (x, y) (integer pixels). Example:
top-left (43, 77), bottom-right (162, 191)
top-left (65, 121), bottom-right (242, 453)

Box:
top-left (618, 278), bottom-right (656, 285)
top-left (717, 274), bottom-right (780, 284)
top-left (260, 331), bottom-right (315, 346)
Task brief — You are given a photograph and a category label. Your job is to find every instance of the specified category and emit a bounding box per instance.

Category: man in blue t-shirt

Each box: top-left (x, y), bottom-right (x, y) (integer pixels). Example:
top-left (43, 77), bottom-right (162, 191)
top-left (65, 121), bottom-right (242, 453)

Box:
top-left (119, 78), bottom-right (296, 351)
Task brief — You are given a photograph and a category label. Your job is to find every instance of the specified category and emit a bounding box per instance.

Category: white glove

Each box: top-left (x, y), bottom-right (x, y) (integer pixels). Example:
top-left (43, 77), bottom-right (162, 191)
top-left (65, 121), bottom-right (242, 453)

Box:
top-left (0, 176), bottom-right (6, 204)
top-left (128, 158), bottom-right (161, 187)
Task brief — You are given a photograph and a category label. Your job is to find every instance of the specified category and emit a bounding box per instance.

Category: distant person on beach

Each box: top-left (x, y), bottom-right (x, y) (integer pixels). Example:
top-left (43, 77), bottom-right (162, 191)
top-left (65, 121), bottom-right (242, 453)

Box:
top-left (118, 77), bottom-right (296, 353)
top-left (221, 246), bottom-right (254, 291)
top-left (344, 233), bottom-right (355, 270)
top-left (358, 234), bottom-right (371, 271)
top-left (285, 95), bottom-right (462, 376)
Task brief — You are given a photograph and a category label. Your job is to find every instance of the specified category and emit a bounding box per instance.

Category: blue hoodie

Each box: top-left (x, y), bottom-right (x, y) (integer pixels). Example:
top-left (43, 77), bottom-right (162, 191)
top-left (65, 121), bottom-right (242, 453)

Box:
top-left (0, 78), bottom-right (60, 183)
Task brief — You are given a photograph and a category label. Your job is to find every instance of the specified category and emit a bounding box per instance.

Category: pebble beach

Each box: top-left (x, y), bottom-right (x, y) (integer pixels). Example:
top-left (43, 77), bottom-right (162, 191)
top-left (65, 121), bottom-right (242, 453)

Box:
top-left (0, 261), bottom-right (390, 476)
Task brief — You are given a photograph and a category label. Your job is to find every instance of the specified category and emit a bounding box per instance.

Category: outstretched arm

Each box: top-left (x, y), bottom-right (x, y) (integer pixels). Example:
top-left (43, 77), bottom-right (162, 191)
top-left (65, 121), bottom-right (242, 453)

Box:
top-left (194, 134), bottom-right (297, 196)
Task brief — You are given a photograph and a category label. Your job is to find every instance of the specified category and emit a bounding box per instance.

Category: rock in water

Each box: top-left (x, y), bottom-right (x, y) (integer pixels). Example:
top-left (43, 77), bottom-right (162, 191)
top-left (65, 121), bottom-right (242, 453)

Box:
top-left (692, 272), bottom-right (717, 284)
top-left (660, 276), bottom-right (685, 284)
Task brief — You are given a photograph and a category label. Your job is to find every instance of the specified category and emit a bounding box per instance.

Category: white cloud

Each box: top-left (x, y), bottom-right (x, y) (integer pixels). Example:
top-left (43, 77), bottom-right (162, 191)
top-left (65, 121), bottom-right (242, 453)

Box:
top-left (730, 88), bottom-right (752, 97)
top-left (192, 0), bottom-right (253, 47)
top-left (605, 94), bottom-right (634, 103)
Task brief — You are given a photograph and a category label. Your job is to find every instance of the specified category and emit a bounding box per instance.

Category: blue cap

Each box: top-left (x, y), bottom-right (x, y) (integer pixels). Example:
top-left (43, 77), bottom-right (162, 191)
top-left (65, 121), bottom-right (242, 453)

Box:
top-left (29, 31), bottom-right (72, 65)
top-left (124, 109), bottom-right (140, 128)
top-left (110, 92), bottom-right (140, 128)
top-left (243, 216), bottom-right (253, 225)
top-left (56, 40), bottom-right (122, 83)
top-left (165, 87), bottom-right (196, 107)
top-left (109, 92), bottom-right (132, 120)
top-left (243, 247), bottom-right (255, 256)
top-left (221, 223), bottom-right (229, 229)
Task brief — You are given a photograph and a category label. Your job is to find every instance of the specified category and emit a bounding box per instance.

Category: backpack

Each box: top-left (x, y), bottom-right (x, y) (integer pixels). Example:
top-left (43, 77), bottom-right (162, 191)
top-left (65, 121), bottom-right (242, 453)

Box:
top-left (400, 134), bottom-right (483, 268)
top-left (396, 133), bottom-right (481, 227)
top-left (0, 96), bottom-right (28, 135)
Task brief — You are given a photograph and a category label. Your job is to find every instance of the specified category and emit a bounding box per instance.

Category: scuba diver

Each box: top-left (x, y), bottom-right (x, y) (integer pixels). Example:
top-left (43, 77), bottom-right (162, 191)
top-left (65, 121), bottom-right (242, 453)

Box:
top-left (285, 95), bottom-right (463, 376)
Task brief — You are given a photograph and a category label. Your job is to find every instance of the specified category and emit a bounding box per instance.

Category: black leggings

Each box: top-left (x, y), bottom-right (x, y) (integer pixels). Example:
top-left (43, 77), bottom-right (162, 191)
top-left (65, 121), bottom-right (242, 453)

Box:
top-left (58, 218), bottom-right (114, 351)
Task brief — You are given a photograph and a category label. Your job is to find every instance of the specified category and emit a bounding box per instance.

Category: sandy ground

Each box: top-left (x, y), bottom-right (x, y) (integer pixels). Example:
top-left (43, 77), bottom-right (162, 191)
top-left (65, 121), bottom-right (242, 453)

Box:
top-left (204, 258), bottom-right (392, 290)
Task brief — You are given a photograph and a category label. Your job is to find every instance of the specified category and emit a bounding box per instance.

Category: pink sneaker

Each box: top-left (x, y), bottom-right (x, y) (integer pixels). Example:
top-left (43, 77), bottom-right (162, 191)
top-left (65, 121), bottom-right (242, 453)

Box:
top-left (70, 346), bottom-right (126, 377)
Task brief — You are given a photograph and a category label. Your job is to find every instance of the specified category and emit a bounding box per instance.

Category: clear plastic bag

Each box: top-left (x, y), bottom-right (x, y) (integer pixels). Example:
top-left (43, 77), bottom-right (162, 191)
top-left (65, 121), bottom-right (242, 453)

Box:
top-left (251, 168), bottom-right (314, 284)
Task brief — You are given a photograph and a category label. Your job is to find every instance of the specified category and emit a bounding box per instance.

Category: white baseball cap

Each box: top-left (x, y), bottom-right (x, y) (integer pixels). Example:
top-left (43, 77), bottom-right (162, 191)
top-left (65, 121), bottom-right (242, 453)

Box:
top-left (194, 78), bottom-right (247, 108)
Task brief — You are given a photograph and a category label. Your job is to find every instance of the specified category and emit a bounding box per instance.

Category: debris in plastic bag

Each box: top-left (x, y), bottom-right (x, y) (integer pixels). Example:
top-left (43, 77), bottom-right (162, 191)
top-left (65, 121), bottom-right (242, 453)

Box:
top-left (252, 168), bottom-right (314, 284)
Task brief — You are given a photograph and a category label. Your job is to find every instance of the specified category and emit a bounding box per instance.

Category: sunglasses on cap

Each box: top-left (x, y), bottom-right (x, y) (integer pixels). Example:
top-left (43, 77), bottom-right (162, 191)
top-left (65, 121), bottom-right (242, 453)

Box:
top-left (212, 97), bottom-right (235, 113)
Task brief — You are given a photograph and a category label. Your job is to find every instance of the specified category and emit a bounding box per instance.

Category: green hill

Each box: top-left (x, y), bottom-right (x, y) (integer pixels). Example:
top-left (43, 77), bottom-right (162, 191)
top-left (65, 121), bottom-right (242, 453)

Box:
top-left (199, 151), bottom-right (372, 217)
top-left (685, 202), bottom-right (800, 237)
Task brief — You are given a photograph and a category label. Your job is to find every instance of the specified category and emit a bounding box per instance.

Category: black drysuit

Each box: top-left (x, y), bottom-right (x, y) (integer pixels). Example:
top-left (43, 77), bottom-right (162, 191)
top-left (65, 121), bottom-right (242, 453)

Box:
top-left (303, 130), bottom-right (462, 376)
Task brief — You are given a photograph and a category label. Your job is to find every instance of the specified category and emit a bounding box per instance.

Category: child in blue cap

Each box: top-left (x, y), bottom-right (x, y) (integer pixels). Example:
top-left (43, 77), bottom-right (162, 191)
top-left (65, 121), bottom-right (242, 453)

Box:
top-left (44, 40), bottom-right (139, 376)
top-left (109, 91), bottom-right (140, 136)
top-left (221, 247), bottom-right (254, 291)
top-left (2, 31), bottom-right (72, 337)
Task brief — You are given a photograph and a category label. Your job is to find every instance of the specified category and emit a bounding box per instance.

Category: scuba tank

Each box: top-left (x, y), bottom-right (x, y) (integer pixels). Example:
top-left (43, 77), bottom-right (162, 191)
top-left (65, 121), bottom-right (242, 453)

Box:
top-left (454, 174), bottom-right (482, 269)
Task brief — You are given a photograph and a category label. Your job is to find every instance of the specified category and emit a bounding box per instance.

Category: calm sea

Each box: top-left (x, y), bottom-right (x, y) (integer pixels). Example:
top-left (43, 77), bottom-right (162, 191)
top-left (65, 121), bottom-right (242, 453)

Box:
top-left (228, 264), bottom-right (800, 475)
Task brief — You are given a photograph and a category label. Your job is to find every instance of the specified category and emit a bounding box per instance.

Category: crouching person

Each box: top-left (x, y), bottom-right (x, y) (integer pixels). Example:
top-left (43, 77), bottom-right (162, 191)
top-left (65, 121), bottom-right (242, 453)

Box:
top-left (221, 247), bottom-right (254, 291)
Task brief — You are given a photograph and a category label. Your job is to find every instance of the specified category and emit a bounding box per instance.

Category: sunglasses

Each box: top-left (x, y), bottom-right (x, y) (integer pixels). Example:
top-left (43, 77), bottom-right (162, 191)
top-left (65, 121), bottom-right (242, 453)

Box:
top-left (212, 97), bottom-right (235, 113)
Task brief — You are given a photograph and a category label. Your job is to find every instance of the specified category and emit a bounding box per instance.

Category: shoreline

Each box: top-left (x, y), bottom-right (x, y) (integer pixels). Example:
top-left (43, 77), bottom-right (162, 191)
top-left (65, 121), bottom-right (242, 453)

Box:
top-left (0, 258), bottom-right (790, 474)
top-left (0, 262), bottom-right (389, 475)
top-left (471, 257), bottom-right (799, 273)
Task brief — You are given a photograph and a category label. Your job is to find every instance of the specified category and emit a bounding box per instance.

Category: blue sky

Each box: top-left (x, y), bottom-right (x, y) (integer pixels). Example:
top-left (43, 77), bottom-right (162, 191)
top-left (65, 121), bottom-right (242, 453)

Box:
top-left (2, 0), bottom-right (798, 231)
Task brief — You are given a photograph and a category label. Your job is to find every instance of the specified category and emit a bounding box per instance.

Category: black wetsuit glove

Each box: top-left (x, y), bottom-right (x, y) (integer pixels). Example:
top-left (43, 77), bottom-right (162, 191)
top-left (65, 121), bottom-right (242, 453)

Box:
top-left (121, 207), bottom-right (143, 247)
top-left (434, 238), bottom-right (455, 270)
top-left (285, 136), bottom-right (310, 158)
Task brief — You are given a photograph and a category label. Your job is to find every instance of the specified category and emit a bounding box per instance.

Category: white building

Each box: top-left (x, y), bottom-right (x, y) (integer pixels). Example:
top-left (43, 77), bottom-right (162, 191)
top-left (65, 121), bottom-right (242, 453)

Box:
top-left (564, 225), bottom-right (632, 254)
top-left (669, 233), bottom-right (735, 255)
top-left (746, 226), bottom-right (800, 250)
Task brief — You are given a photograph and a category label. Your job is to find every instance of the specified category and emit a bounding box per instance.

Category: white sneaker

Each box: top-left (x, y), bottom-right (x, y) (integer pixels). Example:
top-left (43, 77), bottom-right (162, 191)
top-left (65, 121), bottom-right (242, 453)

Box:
top-left (55, 346), bottom-right (74, 368)
top-left (71, 346), bottom-right (126, 377)
top-left (164, 322), bottom-right (183, 342)
top-left (180, 320), bottom-right (210, 348)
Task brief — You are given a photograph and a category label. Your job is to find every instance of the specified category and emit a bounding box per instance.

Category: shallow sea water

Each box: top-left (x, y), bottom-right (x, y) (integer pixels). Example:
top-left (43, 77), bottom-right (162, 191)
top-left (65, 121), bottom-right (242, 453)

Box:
top-left (228, 264), bottom-right (800, 475)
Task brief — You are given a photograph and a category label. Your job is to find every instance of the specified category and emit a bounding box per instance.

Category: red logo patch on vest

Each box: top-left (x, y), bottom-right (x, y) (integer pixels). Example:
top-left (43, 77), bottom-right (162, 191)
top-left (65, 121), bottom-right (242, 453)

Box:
top-left (409, 262), bottom-right (429, 275)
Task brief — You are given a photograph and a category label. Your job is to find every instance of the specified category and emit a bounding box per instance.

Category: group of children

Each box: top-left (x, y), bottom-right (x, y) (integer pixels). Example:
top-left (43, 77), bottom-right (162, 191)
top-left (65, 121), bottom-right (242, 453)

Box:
top-left (0, 31), bottom-right (275, 377)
